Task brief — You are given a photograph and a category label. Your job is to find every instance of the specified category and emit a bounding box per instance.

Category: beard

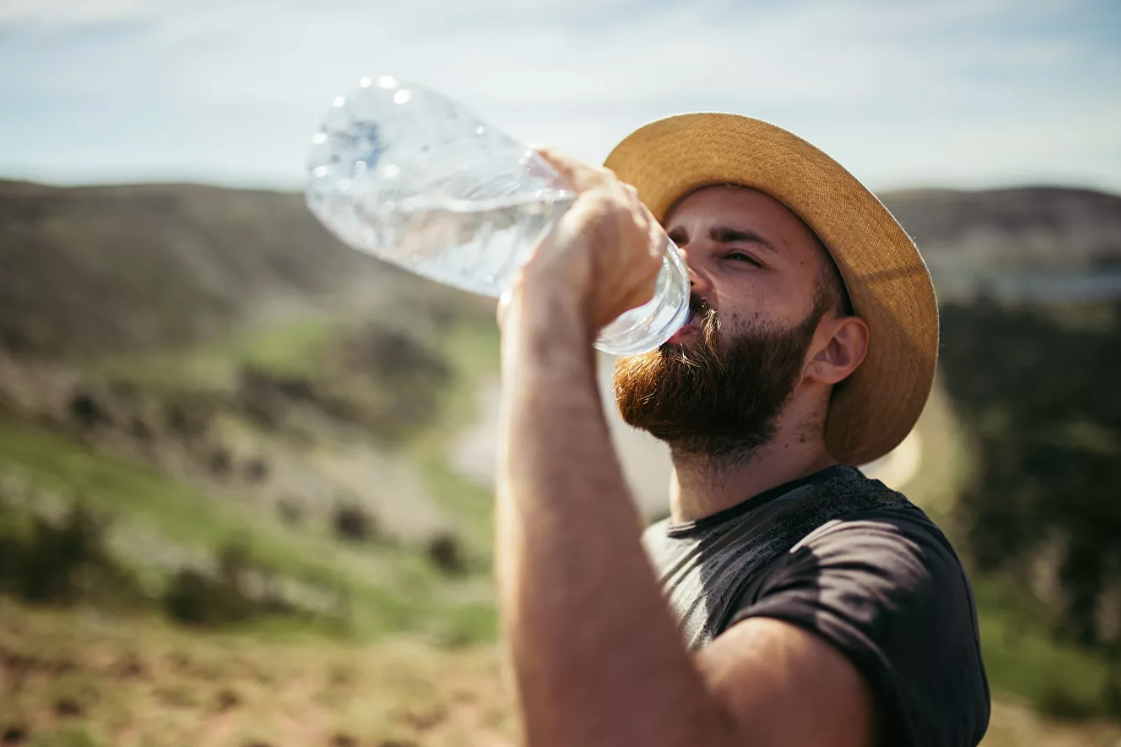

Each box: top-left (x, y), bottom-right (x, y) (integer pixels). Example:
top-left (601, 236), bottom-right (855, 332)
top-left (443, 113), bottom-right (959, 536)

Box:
top-left (613, 294), bottom-right (823, 458)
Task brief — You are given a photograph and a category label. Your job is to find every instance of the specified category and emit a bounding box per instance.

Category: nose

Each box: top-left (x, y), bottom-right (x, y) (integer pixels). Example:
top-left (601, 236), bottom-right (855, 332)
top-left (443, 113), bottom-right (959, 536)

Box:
top-left (681, 249), bottom-right (714, 295)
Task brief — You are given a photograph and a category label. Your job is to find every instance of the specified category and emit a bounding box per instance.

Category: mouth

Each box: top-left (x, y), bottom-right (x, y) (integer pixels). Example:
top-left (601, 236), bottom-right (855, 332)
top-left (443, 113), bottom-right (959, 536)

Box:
top-left (666, 303), bottom-right (703, 345)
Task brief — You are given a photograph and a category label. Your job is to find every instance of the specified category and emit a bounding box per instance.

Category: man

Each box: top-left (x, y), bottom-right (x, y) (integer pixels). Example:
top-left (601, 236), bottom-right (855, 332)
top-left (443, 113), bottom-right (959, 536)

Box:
top-left (495, 113), bottom-right (989, 747)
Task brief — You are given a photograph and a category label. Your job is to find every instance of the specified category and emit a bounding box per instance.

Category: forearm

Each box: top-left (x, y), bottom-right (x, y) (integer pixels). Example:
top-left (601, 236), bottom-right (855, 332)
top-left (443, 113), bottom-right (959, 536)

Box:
top-left (496, 288), bottom-right (735, 747)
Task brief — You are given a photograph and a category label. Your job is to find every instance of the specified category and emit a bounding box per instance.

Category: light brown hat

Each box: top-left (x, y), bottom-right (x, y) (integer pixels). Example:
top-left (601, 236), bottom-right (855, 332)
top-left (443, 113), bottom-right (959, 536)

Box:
top-left (604, 113), bottom-right (939, 467)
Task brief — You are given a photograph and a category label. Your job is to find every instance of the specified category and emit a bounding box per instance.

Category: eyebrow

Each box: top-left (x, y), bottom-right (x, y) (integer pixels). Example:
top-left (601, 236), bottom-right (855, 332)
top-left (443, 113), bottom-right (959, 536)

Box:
top-left (708, 225), bottom-right (778, 253)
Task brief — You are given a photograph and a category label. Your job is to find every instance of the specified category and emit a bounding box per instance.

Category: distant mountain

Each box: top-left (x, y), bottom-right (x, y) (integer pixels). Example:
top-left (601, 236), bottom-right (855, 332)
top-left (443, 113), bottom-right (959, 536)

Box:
top-left (1, 180), bottom-right (1117, 359)
top-left (881, 187), bottom-right (1121, 270)
top-left (0, 180), bottom-right (484, 358)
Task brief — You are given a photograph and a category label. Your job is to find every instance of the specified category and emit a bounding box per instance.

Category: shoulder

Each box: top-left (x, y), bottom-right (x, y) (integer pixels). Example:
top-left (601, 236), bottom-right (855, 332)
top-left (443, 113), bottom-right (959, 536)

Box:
top-left (741, 505), bottom-right (979, 658)
top-left (791, 505), bottom-right (963, 596)
top-left (730, 503), bottom-right (991, 746)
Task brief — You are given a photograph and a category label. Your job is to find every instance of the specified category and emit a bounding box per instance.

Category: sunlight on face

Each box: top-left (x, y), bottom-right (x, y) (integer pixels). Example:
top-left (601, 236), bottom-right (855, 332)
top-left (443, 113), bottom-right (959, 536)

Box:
top-left (664, 185), bottom-right (835, 338)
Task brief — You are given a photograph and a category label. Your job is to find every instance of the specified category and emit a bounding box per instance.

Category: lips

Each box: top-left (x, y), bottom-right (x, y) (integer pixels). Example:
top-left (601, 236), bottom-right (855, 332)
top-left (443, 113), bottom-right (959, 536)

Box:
top-left (666, 305), bottom-right (702, 345)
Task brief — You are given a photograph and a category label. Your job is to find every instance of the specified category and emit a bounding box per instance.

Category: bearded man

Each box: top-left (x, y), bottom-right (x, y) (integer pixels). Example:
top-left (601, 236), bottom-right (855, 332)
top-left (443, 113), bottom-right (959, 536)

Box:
top-left (495, 114), bottom-right (990, 747)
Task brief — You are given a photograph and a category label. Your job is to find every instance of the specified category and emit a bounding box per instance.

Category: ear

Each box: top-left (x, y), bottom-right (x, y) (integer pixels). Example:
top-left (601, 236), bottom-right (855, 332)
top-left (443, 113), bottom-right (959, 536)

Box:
top-left (804, 315), bottom-right (869, 386)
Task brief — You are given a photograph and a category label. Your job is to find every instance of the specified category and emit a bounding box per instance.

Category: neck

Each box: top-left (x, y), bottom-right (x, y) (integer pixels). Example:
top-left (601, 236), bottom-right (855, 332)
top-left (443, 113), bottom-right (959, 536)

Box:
top-left (667, 395), bottom-right (838, 523)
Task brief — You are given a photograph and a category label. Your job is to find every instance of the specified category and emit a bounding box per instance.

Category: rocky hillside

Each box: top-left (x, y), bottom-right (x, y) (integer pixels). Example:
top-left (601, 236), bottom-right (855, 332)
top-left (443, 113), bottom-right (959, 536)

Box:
top-left (1, 180), bottom-right (1119, 741)
top-left (1, 180), bottom-right (1117, 362)
top-left (0, 180), bottom-right (489, 358)
top-left (882, 187), bottom-right (1121, 271)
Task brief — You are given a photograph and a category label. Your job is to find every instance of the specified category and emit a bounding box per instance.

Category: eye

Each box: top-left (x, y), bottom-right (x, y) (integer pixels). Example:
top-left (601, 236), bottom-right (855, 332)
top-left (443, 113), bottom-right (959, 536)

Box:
top-left (725, 252), bottom-right (762, 267)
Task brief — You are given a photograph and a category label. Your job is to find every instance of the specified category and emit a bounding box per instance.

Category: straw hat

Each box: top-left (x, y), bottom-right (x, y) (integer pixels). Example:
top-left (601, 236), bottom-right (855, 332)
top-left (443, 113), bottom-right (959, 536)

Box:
top-left (604, 113), bottom-right (939, 467)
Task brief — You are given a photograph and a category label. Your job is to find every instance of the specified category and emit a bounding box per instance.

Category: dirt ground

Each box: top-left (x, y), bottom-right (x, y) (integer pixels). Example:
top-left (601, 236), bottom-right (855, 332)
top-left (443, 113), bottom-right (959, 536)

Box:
top-left (3, 599), bottom-right (1120, 747)
top-left (0, 600), bottom-right (515, 747)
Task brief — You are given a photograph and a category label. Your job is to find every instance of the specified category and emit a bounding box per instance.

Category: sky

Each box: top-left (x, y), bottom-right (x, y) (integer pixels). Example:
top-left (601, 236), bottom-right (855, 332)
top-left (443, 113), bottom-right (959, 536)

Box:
top-left (1, 0), bottom-right (1119, 194)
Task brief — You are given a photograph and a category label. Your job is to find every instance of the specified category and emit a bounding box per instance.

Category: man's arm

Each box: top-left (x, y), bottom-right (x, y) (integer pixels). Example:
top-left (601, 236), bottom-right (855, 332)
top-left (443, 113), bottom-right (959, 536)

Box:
top-left (494, 150), bottom-right (876, 747)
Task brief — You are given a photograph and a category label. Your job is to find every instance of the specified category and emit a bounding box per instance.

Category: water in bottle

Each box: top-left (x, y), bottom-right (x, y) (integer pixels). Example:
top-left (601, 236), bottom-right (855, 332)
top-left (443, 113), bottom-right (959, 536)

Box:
top-left (306, 76), bottom-right (689, 355)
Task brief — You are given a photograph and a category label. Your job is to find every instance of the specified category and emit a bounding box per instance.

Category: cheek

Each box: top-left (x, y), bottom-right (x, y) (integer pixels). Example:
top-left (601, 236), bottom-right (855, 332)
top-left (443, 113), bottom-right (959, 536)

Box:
top-left (714, 276), bottom-right (812, 330)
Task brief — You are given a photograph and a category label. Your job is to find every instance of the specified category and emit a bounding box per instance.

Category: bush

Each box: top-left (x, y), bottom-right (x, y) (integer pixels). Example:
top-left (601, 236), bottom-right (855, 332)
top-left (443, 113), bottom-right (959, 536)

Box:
top-left (0, 501), bottom-right (139, 607)
top-left (1103, 663), bottom-right (1121, 719)
top-left (162, 543), bottom-right (293, 627)
top-left (1036, 683), bottom-right (1096, 721)
top-left (332, 504), bottom-right (379, 544)
top-left (68, 392), bottom-right (111, 430)
top-left (425, 531), bottom-right (467, 575)
top-left (207, 449), bottom-right (232, 478)
top-left (244, 457), bottom-right (269, 484)
top-left (942, 300), bottom-right (1121, 646)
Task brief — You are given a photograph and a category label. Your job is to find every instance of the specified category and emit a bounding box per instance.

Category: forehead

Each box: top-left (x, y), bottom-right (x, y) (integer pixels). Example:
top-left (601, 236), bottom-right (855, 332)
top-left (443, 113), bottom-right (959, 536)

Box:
top-left (664, 185), bottom-right (823, 257)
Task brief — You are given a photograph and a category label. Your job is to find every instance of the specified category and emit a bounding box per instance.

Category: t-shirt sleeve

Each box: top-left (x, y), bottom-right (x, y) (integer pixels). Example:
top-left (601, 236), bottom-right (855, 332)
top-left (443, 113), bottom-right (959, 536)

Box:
top-left (727, 510), bottom-right (991, 747)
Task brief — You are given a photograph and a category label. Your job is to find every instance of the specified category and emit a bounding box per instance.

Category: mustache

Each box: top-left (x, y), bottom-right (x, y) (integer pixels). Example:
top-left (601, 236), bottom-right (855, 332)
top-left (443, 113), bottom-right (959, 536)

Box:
top-left (691, 294), bottom-right (721, 339)
top-left (663, 293), bottom-right (721, 365)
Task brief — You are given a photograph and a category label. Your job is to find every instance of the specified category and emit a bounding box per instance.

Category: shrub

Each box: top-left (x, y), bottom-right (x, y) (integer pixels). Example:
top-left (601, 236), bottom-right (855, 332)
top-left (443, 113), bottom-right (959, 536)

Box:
top-left (332, 504), bottom-right (379, 544)
top-left (162, 543), bottom-right (293, 627)
top-left (244, 457), bottom-right (269, 484)
top-left (68, 392), bottom-right (111, 430)
top-left (425, 531), bottom-right (466, 575)
top-left (0, 501), bottom-right (139, 607)
top-left (207, 448), bottom-right (233, 478)
top-left (1036, 683), bottom-right (1096, 721)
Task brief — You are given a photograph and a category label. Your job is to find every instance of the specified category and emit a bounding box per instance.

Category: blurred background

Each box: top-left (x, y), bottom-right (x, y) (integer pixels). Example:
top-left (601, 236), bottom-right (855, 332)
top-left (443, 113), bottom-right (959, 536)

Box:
top-left (1, 1), bottom-right (1120, 745)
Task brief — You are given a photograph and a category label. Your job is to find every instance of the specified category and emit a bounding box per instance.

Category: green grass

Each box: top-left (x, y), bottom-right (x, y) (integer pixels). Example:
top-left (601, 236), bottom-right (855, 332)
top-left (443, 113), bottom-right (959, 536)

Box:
top-left (973, 573), bottom-right (1116, 719)
top-left (0, 596), bottom-right (514, 747)
top-left (0, 419), bottom-right (240, 550)
top-left (5, 300), bottom-right (1121, 733)
top-left (409, 321), bottom-right (501, 560)
top-left (889, 379), bottom-right (1118, 720)
top-left (92, 317), bottom-right (341, 391)
top-left (420, 457), bottom-right (495, 562)
top-left (424, 320), bottom-right (502, 435)
top-left (0, 417), bottom-right (497, 642)
top-left (53, 314), bottom-right (504, 643)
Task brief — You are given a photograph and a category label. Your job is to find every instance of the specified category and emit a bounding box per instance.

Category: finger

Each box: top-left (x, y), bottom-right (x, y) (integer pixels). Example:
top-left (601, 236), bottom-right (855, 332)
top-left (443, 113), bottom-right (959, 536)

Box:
top-left (534, 147), bottom-right (612, 193)
top-left (646, 210), bottom-right (668, 261)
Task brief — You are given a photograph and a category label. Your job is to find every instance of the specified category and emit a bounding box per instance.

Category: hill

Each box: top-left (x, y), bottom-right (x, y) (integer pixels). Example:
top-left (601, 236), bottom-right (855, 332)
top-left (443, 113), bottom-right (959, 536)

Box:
top-left (881, 186), bottom-right (1121, 270)
top-left (0, 178), bottom-right (503, 647)
top-left (0, 179), bottom-right (489, 358)
top-left (1, 180), bottom-right (1117, 362)
top-left (1, 179), bottom-right (1119, 745)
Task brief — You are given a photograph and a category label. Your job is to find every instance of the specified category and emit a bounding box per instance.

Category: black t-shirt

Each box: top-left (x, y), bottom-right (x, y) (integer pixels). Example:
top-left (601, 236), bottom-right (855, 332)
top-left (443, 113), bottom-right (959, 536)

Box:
top-left (642, 466), bottom-right (990, 747)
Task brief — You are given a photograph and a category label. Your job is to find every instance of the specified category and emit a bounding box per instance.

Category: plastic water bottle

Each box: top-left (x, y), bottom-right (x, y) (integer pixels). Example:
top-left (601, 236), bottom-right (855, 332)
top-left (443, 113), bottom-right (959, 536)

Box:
top-left (305, 76), bottom-right (689, 356)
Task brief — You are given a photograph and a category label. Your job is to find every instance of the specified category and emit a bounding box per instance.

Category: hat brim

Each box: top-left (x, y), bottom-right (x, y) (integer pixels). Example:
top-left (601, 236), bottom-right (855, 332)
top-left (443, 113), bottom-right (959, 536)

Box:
top-left (604, 113), bottom-right (939, 466)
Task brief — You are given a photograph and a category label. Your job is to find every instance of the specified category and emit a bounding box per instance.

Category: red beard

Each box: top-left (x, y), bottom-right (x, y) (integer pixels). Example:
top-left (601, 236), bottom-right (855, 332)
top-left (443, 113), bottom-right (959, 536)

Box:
top-left (613, 294), bottom-right (822, 457)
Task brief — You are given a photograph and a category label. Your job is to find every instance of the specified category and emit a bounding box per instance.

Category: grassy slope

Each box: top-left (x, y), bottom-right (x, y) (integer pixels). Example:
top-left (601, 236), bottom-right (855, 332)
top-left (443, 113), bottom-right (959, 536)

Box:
top-left (4, 317), bottom-right (1118, 735)
top-left (92, 316), bottom-right (343, 391)
top-left (3, 180), bottom-right (1120, 743)
top-left (0, 598), bottom-right (516, 747)
top-left (0, 180), bottom-right (403, 359)
top-left (0, 313), bottom-right (502, 642)
top-left (975, 574), bottom-right (1115, 718)
top-left (0, 415), bottom-right (496, 642)
top-left (411, 323), bottom-right (502, 562)
top-left (3, 596), bottom-right (1120, 747)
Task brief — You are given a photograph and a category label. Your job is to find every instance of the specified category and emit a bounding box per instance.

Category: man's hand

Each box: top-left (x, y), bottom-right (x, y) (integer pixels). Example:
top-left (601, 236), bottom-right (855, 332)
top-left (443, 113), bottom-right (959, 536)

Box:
top-left (505, 148), bottom-right (665, 335)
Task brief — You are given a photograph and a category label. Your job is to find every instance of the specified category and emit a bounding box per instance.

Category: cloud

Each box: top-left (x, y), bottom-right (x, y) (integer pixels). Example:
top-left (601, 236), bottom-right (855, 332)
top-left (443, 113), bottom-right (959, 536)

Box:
top-left (0, 0), bottom-right (147, 24)
top-left (0, 0), bottom-right (1118, 191)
